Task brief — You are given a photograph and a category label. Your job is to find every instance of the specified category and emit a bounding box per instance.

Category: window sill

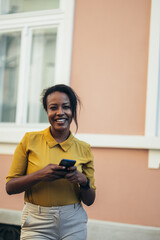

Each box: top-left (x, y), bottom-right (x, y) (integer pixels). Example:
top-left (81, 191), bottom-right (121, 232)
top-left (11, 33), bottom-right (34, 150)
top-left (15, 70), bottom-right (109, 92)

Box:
top-left (0, 125), bottom-right (160, 169)
top-left (0, 124), bottom-right (160, 148)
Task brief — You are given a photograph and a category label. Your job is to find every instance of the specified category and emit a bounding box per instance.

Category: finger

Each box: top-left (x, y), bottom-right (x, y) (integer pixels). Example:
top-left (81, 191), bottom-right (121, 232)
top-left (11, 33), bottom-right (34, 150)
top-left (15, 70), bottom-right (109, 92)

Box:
top-left (44, 175), bottom-right (61, 181)
top-left (67, 166), bottom-right (77, 172)
top-left (65, 174), bottom-right (79, 184)
top-left (65, 171), bottom-right (76, 178)
top-left (54, 166), bottom-right (66, 171)
top-left (53, 170), bottom-right (67, 176)
top-left (67, 177), bottom-right (78, 183)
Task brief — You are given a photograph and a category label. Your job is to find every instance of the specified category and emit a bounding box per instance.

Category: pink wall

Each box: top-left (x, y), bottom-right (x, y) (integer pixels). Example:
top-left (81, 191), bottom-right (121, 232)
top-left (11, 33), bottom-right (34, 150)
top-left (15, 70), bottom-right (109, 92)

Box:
top-left (71, 0), bottom-right (151, 135)
top-left (85, 148), bottom-right (160, 227)
top-left (1, 155), bottom-right (24, 211)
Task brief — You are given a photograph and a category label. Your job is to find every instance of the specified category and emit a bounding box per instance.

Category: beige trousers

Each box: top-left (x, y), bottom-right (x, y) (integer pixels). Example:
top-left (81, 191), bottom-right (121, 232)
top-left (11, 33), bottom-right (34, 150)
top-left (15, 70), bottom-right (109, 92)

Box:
top-left (20, 202), bottom-right (88, 240)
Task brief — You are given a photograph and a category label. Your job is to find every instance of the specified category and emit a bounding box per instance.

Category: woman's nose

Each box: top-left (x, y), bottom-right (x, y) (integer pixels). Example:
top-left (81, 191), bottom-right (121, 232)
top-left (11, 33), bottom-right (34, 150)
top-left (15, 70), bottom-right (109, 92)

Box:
top-left (57, 107), bottom-right (64, 115)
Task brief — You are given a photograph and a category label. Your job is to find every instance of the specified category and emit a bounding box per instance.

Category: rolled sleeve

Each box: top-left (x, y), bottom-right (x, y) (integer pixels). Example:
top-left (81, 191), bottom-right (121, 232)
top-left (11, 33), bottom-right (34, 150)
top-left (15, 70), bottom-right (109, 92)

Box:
top-left (6, 134), bottom-right (28, 182)
top-left (82, 146), bottom-right (96, 190)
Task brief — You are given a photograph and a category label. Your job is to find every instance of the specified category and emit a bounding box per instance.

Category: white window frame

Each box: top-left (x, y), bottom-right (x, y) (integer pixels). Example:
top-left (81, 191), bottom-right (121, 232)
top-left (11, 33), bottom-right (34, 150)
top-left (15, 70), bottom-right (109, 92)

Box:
top-left (145, 0), bottom-right (160, 137)
top-left (0, 0), bottom-right (75, 140)
top-left (145, 0), bottom-right (160, 168)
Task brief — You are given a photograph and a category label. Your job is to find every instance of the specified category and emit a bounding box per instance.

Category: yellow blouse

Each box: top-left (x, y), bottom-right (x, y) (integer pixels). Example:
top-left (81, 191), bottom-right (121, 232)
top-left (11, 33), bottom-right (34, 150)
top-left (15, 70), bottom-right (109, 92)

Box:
top-left (6, 127), bottom-right (96, 207)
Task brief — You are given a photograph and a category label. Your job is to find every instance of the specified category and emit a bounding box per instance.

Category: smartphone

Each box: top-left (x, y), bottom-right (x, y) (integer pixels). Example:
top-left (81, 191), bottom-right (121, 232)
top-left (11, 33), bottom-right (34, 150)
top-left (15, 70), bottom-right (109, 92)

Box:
top-left (59, 159), bottom-right (76, 169)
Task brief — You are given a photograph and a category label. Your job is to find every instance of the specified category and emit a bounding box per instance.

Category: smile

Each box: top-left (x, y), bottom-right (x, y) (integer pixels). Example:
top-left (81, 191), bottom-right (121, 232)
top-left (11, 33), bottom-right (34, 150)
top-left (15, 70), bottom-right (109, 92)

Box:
top-left (55, 118), bottom-right (67, 123)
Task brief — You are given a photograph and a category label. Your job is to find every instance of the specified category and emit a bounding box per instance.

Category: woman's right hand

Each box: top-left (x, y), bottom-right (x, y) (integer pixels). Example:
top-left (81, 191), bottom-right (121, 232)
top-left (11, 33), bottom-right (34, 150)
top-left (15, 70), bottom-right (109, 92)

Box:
top-left (6, 164), bottom-right (67, 195)
top-left (39, 164), bottom-right (67, 181)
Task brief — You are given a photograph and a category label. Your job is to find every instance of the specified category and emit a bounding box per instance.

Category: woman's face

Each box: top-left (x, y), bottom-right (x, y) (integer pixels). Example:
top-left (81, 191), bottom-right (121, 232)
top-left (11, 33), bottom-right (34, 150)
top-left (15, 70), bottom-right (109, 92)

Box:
top-left (46, 91), bottom-right (72, 135)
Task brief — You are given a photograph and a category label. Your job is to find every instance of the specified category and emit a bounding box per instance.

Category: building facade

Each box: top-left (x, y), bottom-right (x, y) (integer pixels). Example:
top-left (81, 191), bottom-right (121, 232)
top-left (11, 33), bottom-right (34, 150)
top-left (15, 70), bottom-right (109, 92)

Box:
top-left (0, 0), bottom-right (160, 238)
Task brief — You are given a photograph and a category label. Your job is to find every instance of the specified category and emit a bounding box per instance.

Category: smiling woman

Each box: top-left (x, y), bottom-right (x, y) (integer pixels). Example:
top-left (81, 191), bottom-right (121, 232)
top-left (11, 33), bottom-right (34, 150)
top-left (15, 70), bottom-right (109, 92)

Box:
top-left (6, 84), bottom-right (96, 240)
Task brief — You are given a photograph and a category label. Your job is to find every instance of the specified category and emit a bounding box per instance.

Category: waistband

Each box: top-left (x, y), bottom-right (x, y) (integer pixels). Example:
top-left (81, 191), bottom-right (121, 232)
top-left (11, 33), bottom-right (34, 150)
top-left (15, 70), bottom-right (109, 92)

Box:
top-left (24, 202), bottom-right (81, 214)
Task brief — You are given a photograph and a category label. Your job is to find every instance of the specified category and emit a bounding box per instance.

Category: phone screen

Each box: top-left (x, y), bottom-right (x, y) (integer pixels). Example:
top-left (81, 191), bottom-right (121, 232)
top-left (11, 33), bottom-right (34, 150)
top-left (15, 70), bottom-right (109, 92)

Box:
top-left (59, 159), bottom-right (76, 168)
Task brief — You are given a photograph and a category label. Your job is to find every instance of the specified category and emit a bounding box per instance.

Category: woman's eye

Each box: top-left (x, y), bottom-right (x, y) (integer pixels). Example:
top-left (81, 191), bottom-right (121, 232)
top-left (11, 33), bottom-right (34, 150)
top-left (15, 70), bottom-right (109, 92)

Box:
top-left (50, 107), bottom-right (57, 110)
top-left (63, 106), bottom-right (70, 109)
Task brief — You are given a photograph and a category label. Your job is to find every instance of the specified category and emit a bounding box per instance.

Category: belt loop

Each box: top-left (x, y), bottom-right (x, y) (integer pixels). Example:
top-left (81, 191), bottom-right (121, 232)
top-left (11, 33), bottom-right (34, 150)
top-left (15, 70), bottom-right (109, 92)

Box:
top-left (74, 204), bottom-right (76, 209)
top-left (38, 205), bottom-right (41, 214)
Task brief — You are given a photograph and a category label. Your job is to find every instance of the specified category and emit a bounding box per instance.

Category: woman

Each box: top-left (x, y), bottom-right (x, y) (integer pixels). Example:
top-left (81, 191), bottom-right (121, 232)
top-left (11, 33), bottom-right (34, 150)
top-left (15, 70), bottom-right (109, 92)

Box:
top-left (6, 84), bottom-right (96, 240)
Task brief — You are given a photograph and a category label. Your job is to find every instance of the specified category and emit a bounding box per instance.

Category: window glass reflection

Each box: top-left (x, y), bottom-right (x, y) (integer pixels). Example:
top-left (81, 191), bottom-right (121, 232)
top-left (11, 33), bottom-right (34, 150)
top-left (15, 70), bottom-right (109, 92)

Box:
top-left (27, 28), bottom-right (57, 123)
top-left (0, 32), bottom-right (21, 122)
top-left (0, 0), bottom-right (59, 14)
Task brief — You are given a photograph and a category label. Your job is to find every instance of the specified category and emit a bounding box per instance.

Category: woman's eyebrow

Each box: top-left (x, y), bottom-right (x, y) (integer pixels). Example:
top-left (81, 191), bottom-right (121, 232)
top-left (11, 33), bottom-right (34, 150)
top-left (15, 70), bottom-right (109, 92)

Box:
top-left (49, 102), bottom-right (70, 106)
top-left (49, 103), bottom-right (57, 106)
top-left (63, 102), bottom-right (70, 105)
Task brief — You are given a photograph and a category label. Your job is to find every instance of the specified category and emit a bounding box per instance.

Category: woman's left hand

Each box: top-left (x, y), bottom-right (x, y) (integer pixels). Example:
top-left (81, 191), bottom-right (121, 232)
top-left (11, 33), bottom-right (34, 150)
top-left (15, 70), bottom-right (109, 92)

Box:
top-left (65, 166), bottom-right (95, 206)
top-left (65, 166), bottom-right (87, 185)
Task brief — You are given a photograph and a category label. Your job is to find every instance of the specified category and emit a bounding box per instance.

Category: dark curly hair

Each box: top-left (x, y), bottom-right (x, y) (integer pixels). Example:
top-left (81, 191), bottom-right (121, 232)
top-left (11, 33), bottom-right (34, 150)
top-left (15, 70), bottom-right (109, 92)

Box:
top-left (41, 84), bottom-right (81, 131)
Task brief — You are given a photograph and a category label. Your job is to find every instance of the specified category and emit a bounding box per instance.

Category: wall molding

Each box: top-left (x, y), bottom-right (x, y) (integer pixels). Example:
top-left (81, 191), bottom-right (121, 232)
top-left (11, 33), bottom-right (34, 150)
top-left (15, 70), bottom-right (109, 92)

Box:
top-left (77, 134), bottom-right (160, 150)
top-left (0, 209), bottom-right (21, 226)
top-left (1, 127), bottom-right (160, 150)
top-left (1, 126), bottom-right (160, 169)
top-left (87, 219), bottom-right (160, 240)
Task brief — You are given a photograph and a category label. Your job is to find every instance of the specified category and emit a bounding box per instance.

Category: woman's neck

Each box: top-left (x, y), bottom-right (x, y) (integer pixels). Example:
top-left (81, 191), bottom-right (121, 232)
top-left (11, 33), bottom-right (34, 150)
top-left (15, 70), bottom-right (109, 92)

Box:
top-left (50, 127), bottom-right (70, 143)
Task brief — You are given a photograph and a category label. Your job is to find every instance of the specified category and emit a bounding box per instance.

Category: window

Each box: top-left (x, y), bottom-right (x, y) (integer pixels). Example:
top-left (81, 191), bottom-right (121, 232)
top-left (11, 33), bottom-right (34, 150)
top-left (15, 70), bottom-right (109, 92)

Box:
top-left (0, 0), bottom-right (75, 128)
top-left (27, 28), bottom-right (57, 123)
top-left (0, 31), bottom-right (21, 122)
top-left (0, 0), bottom-right (59, 14)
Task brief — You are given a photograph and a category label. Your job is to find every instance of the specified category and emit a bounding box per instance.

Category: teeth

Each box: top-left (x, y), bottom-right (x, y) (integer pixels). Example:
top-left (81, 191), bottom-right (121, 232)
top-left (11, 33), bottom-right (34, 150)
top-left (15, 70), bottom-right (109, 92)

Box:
top-left (56, 119), bottom-right (65, 122)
